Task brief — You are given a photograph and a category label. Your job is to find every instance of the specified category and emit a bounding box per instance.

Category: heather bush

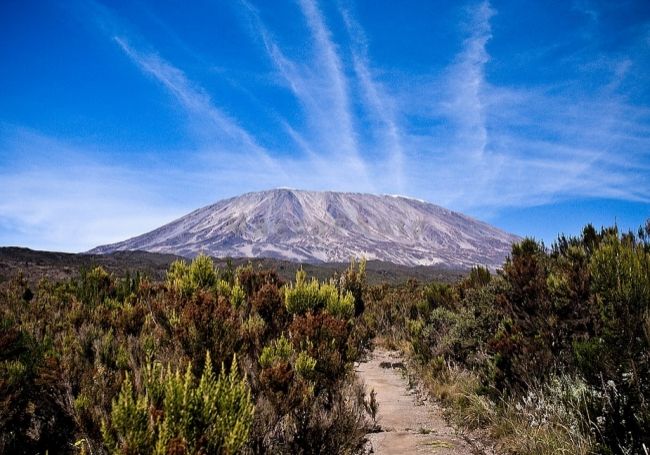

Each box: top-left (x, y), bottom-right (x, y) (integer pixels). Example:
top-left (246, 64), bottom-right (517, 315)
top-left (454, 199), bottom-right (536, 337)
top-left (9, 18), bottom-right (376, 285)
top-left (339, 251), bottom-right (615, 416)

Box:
top-left (251, 282), bottom-right (287, 334)
top-left (337, 258), bottom-right (367, 316)
top-left (0, 254), bottom-right (372, 454)
top-left (0, 317), bottom-right (76, 454)
top-left (283, 269), bottom-right (324, 314)
top-left (259, 335), bottom-right (294, 369)
top-left (165, 254), bottom-right (218, 296)
top-left (363, 222), bottom-right (650, 454)
top-left (102, 352), bottom-right (253, 455)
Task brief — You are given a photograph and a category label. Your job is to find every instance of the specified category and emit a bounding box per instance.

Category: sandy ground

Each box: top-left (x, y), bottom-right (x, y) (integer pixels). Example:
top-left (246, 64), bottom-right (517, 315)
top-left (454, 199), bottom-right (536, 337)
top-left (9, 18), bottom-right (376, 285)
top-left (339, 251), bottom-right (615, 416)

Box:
top-left (356, 348), bottom-right (489, 455)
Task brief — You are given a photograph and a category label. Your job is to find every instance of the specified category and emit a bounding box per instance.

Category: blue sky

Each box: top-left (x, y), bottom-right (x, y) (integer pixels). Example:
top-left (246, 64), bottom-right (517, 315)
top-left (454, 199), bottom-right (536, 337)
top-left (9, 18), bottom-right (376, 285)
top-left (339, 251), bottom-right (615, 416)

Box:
top-left (1, 0), bottom-right (649, 252)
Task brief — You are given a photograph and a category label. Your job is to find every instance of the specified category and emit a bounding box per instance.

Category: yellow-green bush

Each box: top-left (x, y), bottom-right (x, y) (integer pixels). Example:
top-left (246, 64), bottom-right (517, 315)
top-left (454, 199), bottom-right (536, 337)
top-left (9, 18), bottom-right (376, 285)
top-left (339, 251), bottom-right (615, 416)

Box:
top-left (259, 334), bottom-right (293, 369)
top-left (165, 254), bottom-right (218, 296)
top-left (102, 352), bottom-right (253, 455)
top-left (294, 351), bottom-right (317, 379)
top-left (230, 282), bottom-right (246, 308)
top-left (284, 270), bottom-right (356, 319)
top-left (189, 254), bottom-right (218, 289)
top-left (165, 259), bottom-right (192, 295)
top-left (284, 269), bottom-right (324, 314)
top-left (325, 287), bottom-right (355, 319)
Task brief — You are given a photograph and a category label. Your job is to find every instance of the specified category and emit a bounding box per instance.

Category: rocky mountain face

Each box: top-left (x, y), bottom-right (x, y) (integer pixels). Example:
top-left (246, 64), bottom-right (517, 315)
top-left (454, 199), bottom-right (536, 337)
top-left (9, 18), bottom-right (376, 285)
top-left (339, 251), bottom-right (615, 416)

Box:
top-left (90, 189), bottom-right (520, 269)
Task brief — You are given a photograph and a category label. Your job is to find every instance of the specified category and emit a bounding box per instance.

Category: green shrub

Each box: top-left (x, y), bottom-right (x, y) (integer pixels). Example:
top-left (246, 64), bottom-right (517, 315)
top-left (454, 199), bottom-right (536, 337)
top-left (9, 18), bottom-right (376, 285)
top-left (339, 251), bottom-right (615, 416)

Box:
top-left (337, 258), bottom-right (367, 316)
top-left (585, 233), bottom-right (650, 453)
top-left (189, 254), bottom-right (218, 290)
top-left (284, 270), bottom-right (356, 319)
top-left (284, 270), bottom-right (324, 315)
top-left (102, 352), bottom-right (253, 455)
top-left (259, 335), bottom-right (293, 369)
top-left (230, 282), bottom-right (246, 309)
top-left (165, 259), bottom-right (192, 295)
top-left (77, 266), bottom-right (113, 306)
top-left (423, 282), bottom-right (458, 310)
top-left (590, 234), bottom-right (650, 354)
top-left (325, 287), bottom-right (355, 320)
top-left (166, 254), bottom-right (218, 296)
top-left (242, 314), bottom-right (266, 340)
top-left (294, 351), bottom-right (317, 379)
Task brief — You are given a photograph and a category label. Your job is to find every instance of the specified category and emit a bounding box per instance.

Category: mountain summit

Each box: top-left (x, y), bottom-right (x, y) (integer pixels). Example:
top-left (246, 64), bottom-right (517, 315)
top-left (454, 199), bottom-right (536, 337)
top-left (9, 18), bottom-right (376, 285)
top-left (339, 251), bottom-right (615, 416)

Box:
top-left (90, 189), bottom-right (520, 268)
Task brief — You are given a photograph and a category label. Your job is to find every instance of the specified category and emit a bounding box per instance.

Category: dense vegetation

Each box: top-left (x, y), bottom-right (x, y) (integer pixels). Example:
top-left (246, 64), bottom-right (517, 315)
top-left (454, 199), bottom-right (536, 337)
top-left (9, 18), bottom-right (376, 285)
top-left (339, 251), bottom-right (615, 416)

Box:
top-left (0, 256), bottom-right (371, 454)
top-left (366, 222), bottom-right (650, 454)
top-left (2, 221), bottom-right (649, 454)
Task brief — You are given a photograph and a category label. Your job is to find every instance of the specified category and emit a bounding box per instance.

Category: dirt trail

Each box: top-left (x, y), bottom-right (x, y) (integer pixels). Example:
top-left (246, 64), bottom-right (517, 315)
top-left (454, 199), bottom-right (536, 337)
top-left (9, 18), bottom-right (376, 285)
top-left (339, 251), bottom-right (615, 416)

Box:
top-left (357, 348), bottom-right (487, 455)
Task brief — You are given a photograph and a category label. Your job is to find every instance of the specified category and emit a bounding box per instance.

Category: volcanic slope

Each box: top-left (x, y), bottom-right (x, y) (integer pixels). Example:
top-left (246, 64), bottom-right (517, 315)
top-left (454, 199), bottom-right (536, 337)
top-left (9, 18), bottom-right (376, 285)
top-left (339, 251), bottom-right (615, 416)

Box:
top-left (90, 189), bottom-right (519, 269)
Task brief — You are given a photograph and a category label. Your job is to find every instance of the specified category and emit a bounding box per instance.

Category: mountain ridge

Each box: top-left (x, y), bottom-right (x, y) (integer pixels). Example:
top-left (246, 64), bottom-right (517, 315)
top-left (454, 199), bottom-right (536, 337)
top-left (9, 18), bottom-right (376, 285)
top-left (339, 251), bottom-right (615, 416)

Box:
top-left (90, 189), bottom-right (520, 268)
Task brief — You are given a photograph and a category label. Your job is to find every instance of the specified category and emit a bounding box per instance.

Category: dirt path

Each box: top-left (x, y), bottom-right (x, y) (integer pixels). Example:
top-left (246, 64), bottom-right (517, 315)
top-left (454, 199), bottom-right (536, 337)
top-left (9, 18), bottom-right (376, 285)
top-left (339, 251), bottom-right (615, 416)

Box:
top-left (357, 348), bottom-right (486, 455)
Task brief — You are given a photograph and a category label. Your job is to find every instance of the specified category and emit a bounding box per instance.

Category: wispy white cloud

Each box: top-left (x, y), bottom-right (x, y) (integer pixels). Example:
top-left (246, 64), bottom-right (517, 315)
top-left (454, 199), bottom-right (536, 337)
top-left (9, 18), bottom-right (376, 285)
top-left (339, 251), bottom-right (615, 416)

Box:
top-left (339, 4), bottom-right (406, 191)
top-left (240, 0), bottom-right (371, 187)
top-left (51, 0), bottom-right (650, 212)
top-left (2, 0), bottom-right (649, 250)
top-left (296, 0), bottom-right (358, 153)
top-left (443, 0), bottom-right (495, 161)
top-left (113, 36), bottom-right (282, 174)
top-left (407, 1), bottom-right (650, 214)
top-left (395, 1), bottom-right (498, 210)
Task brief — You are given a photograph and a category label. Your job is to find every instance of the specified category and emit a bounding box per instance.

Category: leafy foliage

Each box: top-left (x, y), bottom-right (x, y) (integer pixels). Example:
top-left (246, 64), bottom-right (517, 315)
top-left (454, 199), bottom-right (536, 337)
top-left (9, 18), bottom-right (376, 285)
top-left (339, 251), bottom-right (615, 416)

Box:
top-left (364, 221), bottom-right (650, 454)
top-left (284, 268), bottom-right (356, 320)
top-left (102, 352), bottom-right (253, 455)
top-left (0, 254), bottom-right (371, 454)
top-left (165, 254), bottom-right (218, 296)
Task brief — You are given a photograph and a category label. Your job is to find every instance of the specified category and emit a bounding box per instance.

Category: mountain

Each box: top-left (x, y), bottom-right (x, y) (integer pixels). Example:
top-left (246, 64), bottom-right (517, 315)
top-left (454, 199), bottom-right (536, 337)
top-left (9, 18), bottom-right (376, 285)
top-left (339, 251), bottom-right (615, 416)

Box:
top-left (90, 189), bottom-right (520, 269)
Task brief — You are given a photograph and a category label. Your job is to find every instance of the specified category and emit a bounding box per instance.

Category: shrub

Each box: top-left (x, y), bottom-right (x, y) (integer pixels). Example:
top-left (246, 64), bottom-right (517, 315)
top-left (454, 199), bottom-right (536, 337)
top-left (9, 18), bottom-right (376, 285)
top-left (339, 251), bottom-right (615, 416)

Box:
top-left (165, 259), bottom-right (192, 296)
top-left (251, 282), bottom-right (286, 333)
top-left (337, 258), bottom-right (366, 316)
top-left (0, 319), bottom-right (76, 454)
top-left (284, 270), bottom-right (358, 320)
top-left (102, 352), bottom-right (253, 455)
top-left (423, 281), bottom-right (458, 310)
top-left (290, 313), bottom-right (349, 390)
top-left (325, 287), bottom-right (355, 320)
top-left (174, 290), bottom-right (242, 367)
top-left (294, 351), bottom-right (317, 379)
top-left (189, 254), bottom-right (218, 290)
top-left (230, 282), bottom-right (246, 309)
top-left (259, 335), bottom-right (293, 369)
top-left (584, 233), bottom-right (650, 453)
top-left (1, 254), bottom-right (370, 454)
top-left (284, 269), bottom-right (324, 315)
top-left (77, 266), bottom-right (113, 306)
top-left (166, 254), bottom-right (218, 296)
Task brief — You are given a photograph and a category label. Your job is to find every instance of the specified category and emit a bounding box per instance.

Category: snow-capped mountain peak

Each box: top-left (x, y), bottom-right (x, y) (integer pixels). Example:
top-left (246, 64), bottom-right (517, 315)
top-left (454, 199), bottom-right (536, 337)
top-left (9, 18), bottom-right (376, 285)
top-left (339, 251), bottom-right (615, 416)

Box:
top-left (90, 189), bottom-right (520, 268)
